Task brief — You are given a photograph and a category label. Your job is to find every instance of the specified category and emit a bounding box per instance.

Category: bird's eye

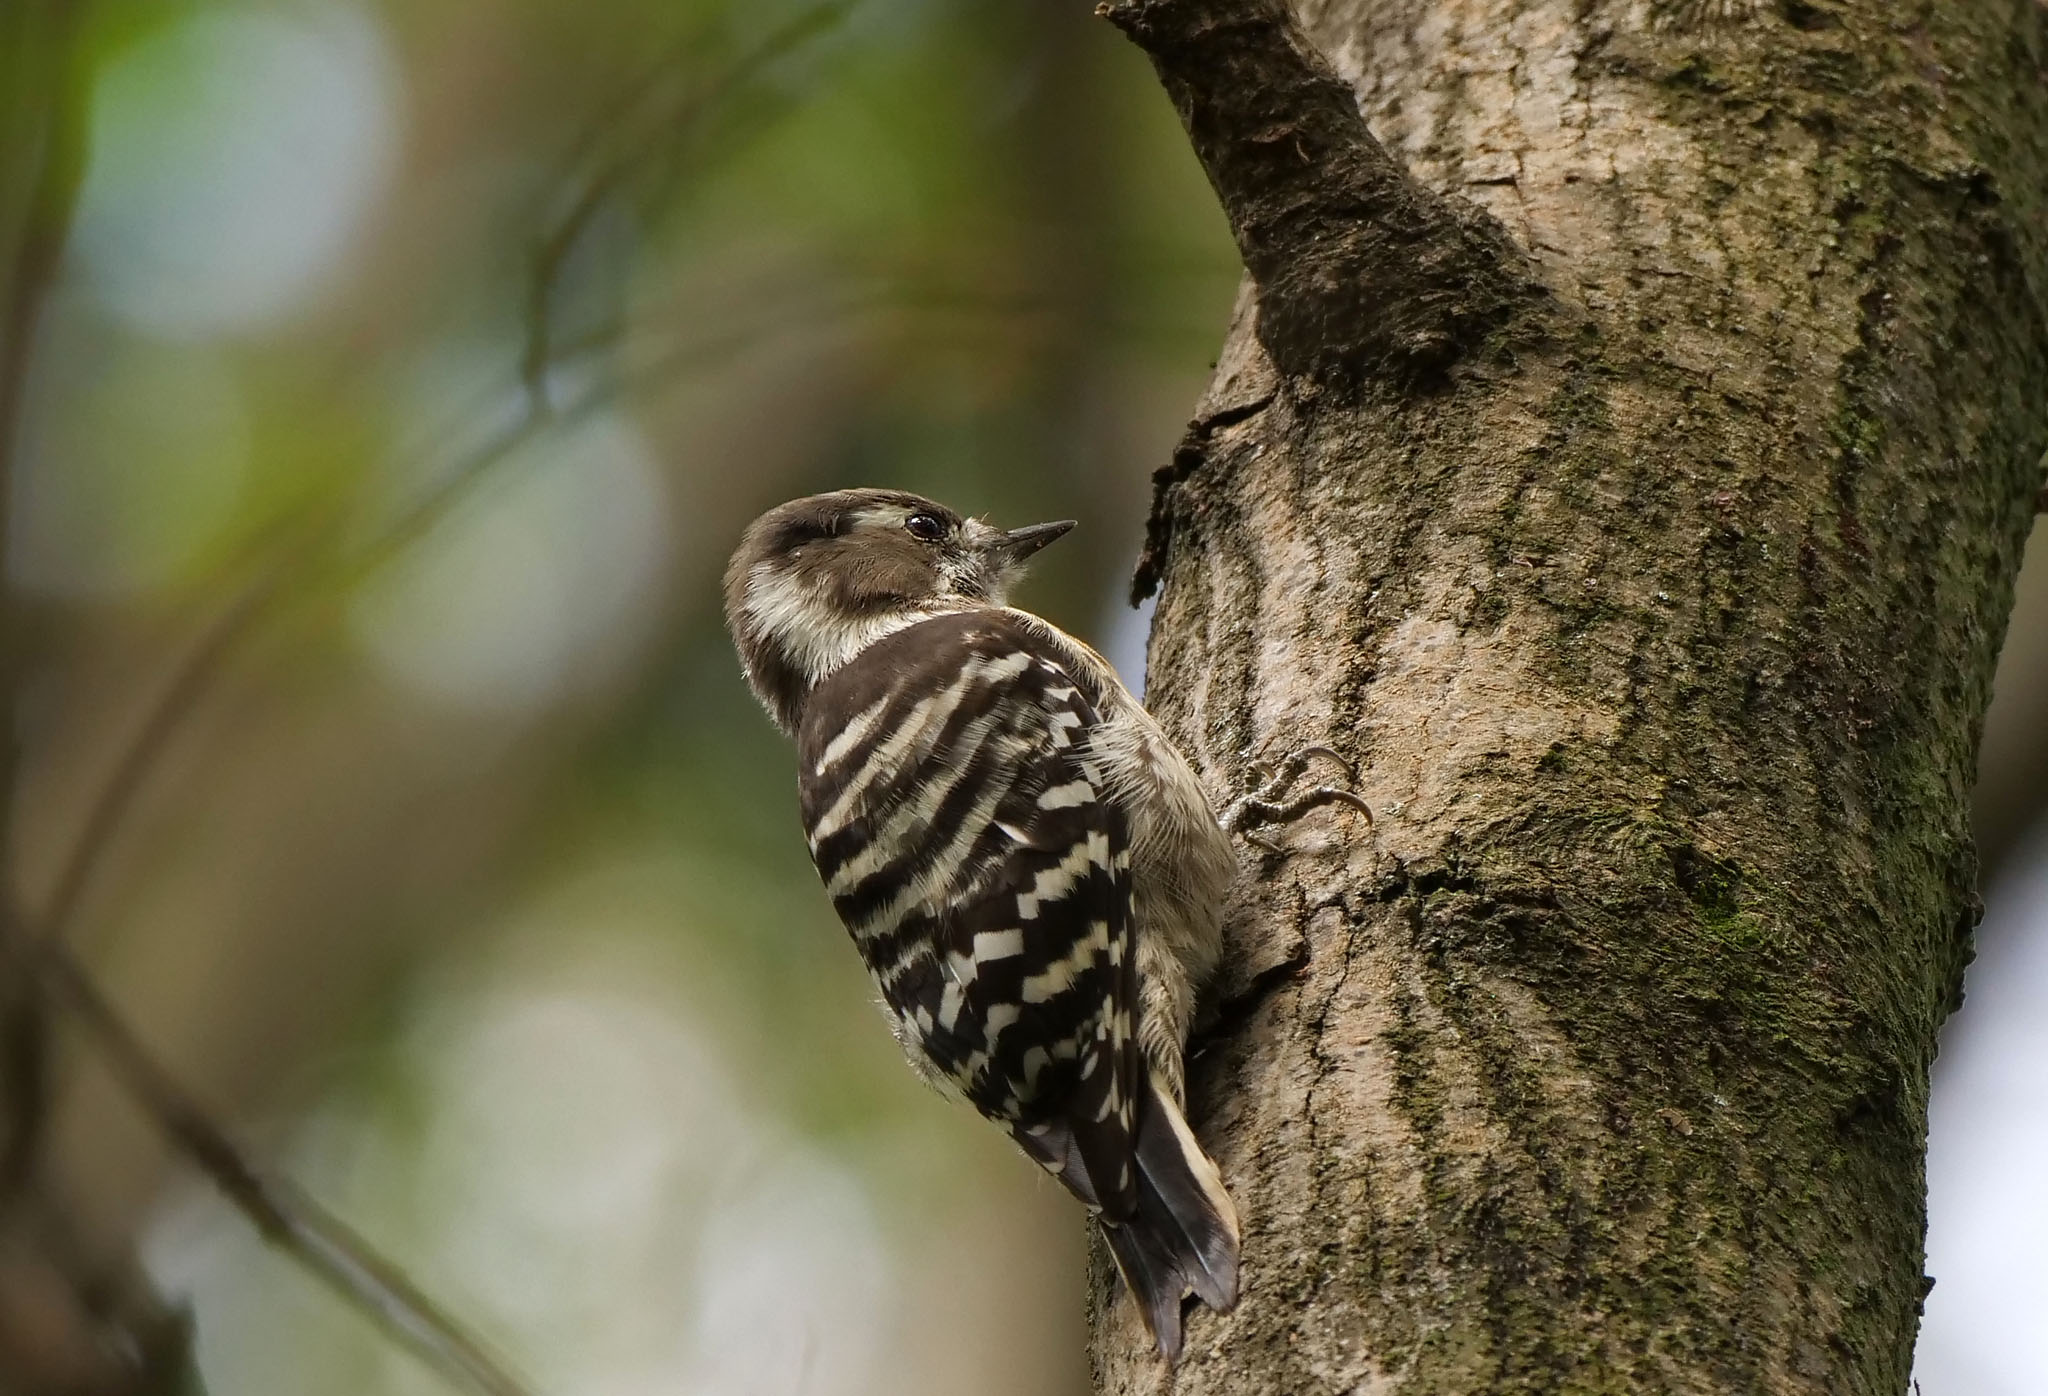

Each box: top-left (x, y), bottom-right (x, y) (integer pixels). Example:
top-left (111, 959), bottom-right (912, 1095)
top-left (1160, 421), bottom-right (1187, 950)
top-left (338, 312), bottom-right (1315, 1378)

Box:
top-left (905, 512), bottom-right (947, 542)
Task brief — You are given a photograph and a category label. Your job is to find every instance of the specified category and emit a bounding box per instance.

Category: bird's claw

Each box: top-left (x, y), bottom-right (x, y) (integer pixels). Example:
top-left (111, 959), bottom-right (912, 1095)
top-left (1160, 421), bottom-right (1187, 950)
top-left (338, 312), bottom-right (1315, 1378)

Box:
top-left (1223, 744), bottom-right (1373, 851)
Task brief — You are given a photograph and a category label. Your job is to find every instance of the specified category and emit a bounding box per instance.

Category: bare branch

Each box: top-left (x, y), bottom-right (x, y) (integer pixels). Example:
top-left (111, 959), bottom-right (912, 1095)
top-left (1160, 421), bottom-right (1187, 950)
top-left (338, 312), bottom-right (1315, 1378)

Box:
top-left (5, 16), bottom-right (855, 1393)
top-left (1097, 0), bottom-right (1541, 386)
top-left (0, 0), bottom-right (87, 552)
top-left (0, 0), bottom-right (89, 1199)
top-left (522, 0), bottom-right (855, 410)
top-left (37, 566), bottom-right (287, 944)
top-left (11, 375), bottom-right (636, 1396)
top-left (0, 906), bottom-right (539, 1396)
top-left (38, 2), bottom-right (868, 948)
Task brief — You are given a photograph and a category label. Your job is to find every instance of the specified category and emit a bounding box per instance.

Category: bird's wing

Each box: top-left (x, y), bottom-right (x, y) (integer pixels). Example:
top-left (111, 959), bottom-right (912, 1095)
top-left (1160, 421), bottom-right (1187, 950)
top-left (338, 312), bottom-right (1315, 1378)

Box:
top-left (798, 611), bottom-right (1140, 1219)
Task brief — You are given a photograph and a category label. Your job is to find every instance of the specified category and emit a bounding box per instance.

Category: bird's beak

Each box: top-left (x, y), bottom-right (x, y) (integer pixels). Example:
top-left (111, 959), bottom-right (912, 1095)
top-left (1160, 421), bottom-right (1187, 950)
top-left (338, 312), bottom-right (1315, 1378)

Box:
top-left (990, 519), bottom-right (1076, 565)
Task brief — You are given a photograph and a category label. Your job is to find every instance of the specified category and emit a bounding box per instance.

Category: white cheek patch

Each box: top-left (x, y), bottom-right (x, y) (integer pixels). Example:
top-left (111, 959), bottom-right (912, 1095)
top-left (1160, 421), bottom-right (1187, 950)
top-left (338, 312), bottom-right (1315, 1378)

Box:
top-left (744, 563), bottom-right (934, 687)
top-left (744, 564), bottom-right (818, 646)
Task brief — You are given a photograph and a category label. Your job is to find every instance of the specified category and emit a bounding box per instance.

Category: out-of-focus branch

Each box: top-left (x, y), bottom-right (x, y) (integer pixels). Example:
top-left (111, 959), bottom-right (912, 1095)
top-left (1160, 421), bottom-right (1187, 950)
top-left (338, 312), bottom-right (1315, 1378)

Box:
top-left (8, 374), bottom-right (632, 1391)
top-left (0, 14), bottom-right (211, 1395)
top-left (522, 0), bottom-right (854, 409)
top-left (0, 0), bottom-right (87, 554)
top-left (39, 0), bottom-right (866, 952)
top-left (3, 12), bottom-right (860, 1395)
top-left (37, 565), bottom-right (285, 947)
top-left (0, 904), bottom-right (539, 1396)
top-left (14, 379), bottom-right (638, 1395)
top-left (0, 0), bottom-right (89, 1198)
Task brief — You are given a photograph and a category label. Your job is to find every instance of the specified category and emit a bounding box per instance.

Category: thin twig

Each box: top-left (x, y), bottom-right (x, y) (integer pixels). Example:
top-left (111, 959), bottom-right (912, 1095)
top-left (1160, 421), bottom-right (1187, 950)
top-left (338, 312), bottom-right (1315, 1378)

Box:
top-left (522, 0), bottom-right (855, 409)
top-left (13, 11), bottom-right (855, 1393)
top-left (0, 905), bottom-right (537, 1396)
top-left (0, 0), bottom-right (91, 1189)
top-left (37, 561), bottom-right (287, 941)
top-left (42, 0), bottom-right (863, 945)
top-left (0, 0), bottom-right (88, 539)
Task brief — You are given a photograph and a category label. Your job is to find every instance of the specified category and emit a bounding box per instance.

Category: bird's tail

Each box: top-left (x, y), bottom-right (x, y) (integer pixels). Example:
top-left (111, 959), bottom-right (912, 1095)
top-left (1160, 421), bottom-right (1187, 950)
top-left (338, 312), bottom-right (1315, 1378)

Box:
top-left (1100, 1071), bottom-right (1240, 1362)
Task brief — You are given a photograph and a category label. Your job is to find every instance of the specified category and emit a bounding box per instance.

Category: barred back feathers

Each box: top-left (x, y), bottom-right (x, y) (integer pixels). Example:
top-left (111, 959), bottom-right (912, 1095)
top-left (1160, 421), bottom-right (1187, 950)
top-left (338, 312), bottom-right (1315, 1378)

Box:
top-left (724, 489), bottom-right (1240, 1361)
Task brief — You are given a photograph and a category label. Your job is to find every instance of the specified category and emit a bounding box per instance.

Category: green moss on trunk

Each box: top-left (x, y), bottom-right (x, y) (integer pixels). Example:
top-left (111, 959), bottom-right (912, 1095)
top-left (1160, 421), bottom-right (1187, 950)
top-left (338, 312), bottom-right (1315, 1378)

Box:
top-left (1092, 1), bottom-right (2048, 1392)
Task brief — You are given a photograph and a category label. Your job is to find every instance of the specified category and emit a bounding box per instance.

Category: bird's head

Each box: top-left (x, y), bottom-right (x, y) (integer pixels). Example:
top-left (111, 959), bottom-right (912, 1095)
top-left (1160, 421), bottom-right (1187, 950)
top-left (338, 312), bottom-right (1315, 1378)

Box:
top-left (723, 488), bottom-right (1074, 732)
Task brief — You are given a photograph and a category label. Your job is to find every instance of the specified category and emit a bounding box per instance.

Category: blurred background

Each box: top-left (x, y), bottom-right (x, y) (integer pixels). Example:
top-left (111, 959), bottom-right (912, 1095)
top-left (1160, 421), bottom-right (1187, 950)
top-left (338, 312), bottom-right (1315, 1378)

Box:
top-left (0, 3), bottom-right (2040, 1394)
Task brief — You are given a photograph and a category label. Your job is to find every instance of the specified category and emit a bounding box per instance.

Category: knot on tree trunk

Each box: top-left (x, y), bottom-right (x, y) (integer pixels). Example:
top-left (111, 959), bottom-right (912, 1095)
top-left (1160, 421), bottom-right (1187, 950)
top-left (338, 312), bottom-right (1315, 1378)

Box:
top-left (1099, 0), bottom-right (1543, 389)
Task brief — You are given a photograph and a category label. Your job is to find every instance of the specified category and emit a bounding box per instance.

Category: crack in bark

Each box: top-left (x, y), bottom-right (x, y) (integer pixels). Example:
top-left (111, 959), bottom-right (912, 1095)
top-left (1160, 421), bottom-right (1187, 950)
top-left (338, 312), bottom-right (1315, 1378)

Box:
top-left (1191, 932), bottom-right (1309, 1057)
top-left (1298, 901), bottom-right (1362, 1277)
top-left (1131, 392), bottom-right (1276, 604)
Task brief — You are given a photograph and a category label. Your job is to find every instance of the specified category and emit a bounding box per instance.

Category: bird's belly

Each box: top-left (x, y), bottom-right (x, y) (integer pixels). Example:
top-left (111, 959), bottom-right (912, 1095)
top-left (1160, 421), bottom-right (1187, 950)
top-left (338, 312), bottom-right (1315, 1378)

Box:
top-left (1090, 713), bottom-right (1233, 988)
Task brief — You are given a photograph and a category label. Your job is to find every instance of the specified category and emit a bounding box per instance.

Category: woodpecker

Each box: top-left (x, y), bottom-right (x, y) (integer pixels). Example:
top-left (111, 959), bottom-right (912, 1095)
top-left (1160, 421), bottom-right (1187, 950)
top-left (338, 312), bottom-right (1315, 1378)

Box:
top-left (724, 488), bottom-right (1240, 1360)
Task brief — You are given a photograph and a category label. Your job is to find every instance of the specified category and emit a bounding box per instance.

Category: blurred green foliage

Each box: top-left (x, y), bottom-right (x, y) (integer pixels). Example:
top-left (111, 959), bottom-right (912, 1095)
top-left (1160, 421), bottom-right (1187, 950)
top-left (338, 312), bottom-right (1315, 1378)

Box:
top-left (4, 1), bottom-right (1240, 1392)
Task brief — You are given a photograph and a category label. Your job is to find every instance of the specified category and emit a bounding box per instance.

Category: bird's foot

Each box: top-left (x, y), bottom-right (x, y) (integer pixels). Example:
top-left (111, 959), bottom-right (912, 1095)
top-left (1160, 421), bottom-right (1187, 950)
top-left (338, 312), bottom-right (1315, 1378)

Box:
top-left (1223, 745), bottom-right (1373, 854)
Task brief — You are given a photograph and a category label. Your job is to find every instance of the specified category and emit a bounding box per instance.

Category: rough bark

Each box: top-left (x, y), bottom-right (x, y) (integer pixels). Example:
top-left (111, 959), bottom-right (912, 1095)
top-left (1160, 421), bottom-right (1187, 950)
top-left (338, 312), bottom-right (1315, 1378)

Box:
top-left (1091, 2), bottom-right (2048, 1394)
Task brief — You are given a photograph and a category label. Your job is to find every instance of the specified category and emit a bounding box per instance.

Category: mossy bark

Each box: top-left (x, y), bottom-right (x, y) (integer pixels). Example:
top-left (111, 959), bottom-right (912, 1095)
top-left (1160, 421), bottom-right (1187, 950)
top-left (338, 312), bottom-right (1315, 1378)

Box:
top-left (1091, 2), bottom-right (2048, 1393)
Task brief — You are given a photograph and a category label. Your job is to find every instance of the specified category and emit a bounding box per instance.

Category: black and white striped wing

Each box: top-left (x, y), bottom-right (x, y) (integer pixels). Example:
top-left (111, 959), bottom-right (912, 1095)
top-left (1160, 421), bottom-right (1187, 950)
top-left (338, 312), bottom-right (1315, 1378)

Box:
top-left (796, 612), bottom-right (1140, 1219)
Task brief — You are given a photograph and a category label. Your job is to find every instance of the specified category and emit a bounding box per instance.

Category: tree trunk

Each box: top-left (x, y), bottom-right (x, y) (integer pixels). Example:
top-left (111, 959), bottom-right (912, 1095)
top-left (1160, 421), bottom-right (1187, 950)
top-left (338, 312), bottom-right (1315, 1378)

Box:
top-left (1090, 2), bottom-right (2048, 1394)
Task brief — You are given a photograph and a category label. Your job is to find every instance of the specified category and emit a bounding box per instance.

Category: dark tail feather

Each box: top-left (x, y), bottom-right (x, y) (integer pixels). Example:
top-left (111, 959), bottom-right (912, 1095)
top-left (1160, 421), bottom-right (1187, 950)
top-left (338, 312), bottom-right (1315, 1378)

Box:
top-left (1100, 1072), bottom-right (1241, 1361)
top-left (1134, 1076), bottom-right (1240, 1310)
top-left (1103, 1206), bottom-right (1193, 1362)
